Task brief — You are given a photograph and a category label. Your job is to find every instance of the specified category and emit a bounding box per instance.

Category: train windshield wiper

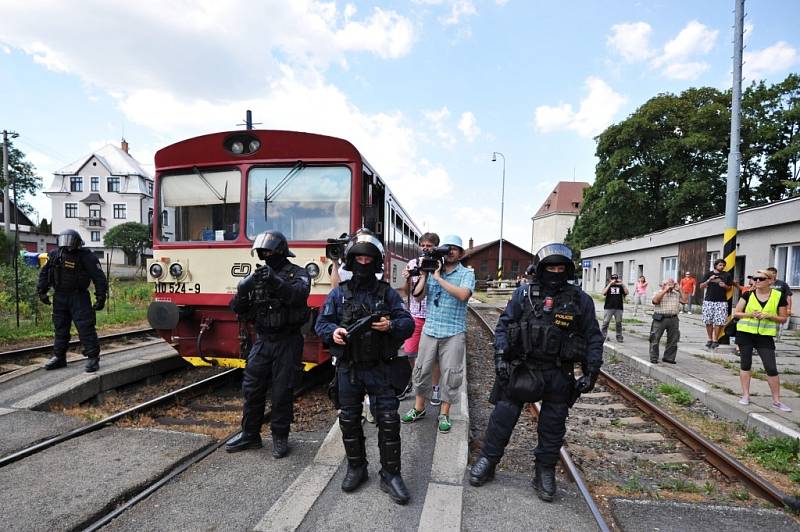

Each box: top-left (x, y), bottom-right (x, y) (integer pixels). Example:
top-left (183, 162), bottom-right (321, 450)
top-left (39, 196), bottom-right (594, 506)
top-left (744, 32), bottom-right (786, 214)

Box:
top-left (264, 160), bottom-right (305, 221)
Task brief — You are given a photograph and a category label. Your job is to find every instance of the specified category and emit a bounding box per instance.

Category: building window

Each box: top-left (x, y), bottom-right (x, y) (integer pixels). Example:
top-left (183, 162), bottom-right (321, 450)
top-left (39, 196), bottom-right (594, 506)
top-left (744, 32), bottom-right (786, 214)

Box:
top-left (706, 251), bottom-right (719, 272)
top-left (511, 260), bottom-right (519, 275)
top-left (628, 260), bottom-right (636, 284)
top-left (148, 181), bottom-right (153, 196)
top-left (161, 209), bottom-right (169, 226)
top-left (661, 256), bottom-right (678, 283)
top-left (107, 176), bottom-right (120, 192)
top-left (614, 261), bottom-right (623, 277)
top-left (480, 260), bottom-right (488, 274)
top-left (91, 176), bottom-right (99, 192)
top-left (93, 250), bottom-right (105, 259)
top-left (775, 244), bottom-right (800, 288)
top-left (89, 205), bottom-right (102, 226)
top-left (113, 204), bottom-right (127, 219)
top-left (91, 231), bottom-right (100, 242)
top-left (70, 176), bottom-right (83, 192)
top-left (65, 203), bottom-right (78, 218)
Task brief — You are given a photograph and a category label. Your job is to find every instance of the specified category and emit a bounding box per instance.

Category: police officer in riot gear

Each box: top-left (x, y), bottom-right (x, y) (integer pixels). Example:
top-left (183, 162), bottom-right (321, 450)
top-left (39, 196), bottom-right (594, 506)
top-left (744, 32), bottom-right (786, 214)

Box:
top-left (469, 243), bottom-right (603, 502)
top-left (225, 230), bottom-right (310, 458)
top-left (315, 230), bottom-right (414, 505)
top-left (37, 229), bottom-right (108, 373)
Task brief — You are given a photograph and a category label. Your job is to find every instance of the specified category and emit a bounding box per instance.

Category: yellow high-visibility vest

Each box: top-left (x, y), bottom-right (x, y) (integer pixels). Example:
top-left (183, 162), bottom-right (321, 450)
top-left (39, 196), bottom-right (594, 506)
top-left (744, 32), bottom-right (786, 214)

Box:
top-left (736, 289), bottom-right (782, 337)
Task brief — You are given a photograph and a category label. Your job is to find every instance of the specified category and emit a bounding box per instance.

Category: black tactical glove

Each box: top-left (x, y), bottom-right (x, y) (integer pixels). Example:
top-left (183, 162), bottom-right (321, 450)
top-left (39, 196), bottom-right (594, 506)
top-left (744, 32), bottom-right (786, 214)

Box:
top-left (254, 264), bottom-right (278, 287)
top-left (38, 292), bottom-right (51, 305)
top-left (93, 295), bottom-right (106, 311)
top-left (576, 370), bottom-right (599, 394)
top-left (495, 353), bottom-right (511, 383)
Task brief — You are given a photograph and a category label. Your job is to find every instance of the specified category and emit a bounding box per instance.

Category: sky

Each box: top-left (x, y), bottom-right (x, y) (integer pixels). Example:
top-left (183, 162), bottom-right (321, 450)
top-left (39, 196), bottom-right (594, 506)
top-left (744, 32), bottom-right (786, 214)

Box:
top-left (1, 0), bottom-right (798, 252)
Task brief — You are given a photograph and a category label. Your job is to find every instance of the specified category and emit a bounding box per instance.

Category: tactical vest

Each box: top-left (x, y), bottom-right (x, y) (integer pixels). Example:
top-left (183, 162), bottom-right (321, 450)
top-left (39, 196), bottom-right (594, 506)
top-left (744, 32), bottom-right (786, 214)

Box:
top-left (736, 289), bottom-right (782, 337)
top-left (250, 264), bottom-right (308, 333)
top-left (341, 281), bottom-right (392, 365)
top-left (505, 282), bottom-right (587, 366)
top-left (52, 250), bottom-right (91, 293)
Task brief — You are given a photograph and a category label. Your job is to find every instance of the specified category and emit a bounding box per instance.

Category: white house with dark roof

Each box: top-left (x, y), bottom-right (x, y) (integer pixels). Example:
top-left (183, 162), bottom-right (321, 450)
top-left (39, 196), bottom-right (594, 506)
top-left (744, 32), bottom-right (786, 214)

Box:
top-left (45, 140), bottom-right (161, 264)
top-left (531, 181), bottom-right (589, 254)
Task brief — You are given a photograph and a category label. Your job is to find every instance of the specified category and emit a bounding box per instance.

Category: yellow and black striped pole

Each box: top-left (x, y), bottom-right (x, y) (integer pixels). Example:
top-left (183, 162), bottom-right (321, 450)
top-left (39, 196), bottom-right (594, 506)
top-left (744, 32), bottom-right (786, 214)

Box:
top-left (717, 0), bottom-right (744, 346)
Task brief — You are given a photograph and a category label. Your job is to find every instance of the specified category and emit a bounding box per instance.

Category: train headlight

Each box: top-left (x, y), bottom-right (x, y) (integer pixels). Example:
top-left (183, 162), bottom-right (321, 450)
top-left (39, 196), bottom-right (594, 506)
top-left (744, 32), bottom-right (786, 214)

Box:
top-left (231, 141), bottom-right (244, 155)
top-left (248, 139), bottom-right (261, 153)
top-left (305, 262), bottom-right (321, 279)
top-left (149, 263), bottom-right (164, 279)
top-left (169, 263), bottom-right (184, 278)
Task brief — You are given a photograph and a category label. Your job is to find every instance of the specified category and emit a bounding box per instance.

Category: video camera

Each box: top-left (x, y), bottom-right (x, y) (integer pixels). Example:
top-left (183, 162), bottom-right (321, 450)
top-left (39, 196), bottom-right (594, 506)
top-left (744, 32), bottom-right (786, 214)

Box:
top-left (325, 233), bottom-right (350, 261)
top-left (410, 245), bottom-right (451, 275)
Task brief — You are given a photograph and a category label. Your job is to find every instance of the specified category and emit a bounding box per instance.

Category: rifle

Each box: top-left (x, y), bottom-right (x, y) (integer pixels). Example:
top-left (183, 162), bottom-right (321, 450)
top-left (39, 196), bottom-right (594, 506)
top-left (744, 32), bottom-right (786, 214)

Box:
top-left (345, 311), bottom-right (390, 342)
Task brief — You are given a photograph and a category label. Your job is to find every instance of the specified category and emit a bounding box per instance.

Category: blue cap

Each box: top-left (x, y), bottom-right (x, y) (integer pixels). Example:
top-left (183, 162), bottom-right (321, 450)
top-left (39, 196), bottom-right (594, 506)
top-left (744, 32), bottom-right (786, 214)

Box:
top-left (441, 234), bottom-right (463, 250)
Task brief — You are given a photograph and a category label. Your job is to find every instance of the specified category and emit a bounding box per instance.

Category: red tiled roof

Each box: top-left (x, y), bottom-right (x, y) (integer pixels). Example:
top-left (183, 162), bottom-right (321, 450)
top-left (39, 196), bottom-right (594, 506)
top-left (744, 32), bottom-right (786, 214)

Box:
top-left (534, 181), bottom-right (590, 218)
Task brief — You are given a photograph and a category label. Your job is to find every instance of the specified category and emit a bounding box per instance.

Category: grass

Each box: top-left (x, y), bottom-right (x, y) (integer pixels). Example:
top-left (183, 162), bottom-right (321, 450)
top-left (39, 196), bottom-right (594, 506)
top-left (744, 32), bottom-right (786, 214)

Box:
top-left (607, 352), bottom-right (621, 364)
top-left (659, 479), bottom-right (701, 493)
top-left (620, 475), bottom-right (644, 494)
top-left (623, 318), bottom-right (645, 324)
top-left (743, 431), bottom-right (800, 483)
top-left (0, 280), bottom-right (151, 344)
top-left (657, 383), bottom-right (695, 406)
top-left (636, 385), bottom-right (659, 403)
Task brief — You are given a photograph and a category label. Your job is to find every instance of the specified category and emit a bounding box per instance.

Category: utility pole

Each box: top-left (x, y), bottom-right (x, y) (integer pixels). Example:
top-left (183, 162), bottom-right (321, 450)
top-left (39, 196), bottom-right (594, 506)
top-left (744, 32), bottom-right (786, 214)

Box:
top-left (3, 129), bottom-right (21, 326)
top-left (720, 0), bottom-right (745, 345)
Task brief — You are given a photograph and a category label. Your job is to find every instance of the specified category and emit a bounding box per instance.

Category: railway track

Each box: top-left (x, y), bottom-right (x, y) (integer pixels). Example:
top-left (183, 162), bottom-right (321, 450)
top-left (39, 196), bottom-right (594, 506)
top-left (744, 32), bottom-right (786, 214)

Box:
top-left (468, 303), bottom-right (800, 523)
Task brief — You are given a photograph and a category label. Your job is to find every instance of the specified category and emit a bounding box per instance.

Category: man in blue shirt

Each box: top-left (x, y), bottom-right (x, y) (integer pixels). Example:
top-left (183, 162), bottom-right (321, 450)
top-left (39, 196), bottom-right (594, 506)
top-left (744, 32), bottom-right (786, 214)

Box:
top-left (402, 234), bottom-right (475, 433)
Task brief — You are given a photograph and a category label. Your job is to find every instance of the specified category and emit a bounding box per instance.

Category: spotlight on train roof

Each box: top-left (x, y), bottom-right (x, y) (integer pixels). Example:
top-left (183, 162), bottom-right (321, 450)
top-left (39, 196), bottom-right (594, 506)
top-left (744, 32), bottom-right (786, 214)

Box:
top-left (225, 134), bottom-right (261, 156)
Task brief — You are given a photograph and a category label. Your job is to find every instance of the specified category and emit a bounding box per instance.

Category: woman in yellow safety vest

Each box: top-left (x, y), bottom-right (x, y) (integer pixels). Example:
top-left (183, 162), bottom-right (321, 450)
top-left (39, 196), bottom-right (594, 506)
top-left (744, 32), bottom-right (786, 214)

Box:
top-left (734, 269), bottom-right (791, 411)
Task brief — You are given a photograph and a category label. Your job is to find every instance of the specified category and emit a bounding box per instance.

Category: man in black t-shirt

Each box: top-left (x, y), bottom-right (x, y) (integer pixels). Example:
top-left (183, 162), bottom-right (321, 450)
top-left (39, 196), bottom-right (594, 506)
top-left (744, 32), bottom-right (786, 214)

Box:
top-left (601, 273), bottom-right (628, 342)
top-left (700, 259), bottom-right (732, 349)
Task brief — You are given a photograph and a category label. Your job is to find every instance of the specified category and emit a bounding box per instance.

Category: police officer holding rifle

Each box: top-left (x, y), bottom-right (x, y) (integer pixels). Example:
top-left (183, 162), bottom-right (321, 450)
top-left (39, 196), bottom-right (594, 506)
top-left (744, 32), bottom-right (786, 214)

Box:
top-left (469, 243), bottom-right (603, 502)
top-left (315, 230), bottom-right (414, 505)
top-left (225, 230), bottom-right (310, 458)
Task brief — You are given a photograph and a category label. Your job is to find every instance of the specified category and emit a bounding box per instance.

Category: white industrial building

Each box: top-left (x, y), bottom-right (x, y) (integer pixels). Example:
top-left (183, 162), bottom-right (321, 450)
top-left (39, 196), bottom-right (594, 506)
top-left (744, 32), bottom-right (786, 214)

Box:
top-left (580, 196), bottom-right (799, 327)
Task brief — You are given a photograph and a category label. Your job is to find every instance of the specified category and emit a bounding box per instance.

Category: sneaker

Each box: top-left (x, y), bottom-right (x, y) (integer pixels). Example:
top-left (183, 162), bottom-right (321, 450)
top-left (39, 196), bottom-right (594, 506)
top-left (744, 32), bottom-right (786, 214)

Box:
top-left (438, 414), bottom-right (451, 433)
top-left (710, 342), bottom-right (720, 349)
top-left (401, 408), bottom-right (426, 423)
top-left (738, 397), bottom-right (750, 405)
top-left (616, 337), bottom-right (624, 343)
top-left (773, 401), bottom-right (792, 413)
top-left (705, 340), bottom-right (713, 348)
top-left (430, 385), bottom-right (442, 406)
top-left (397, 382), bottom-right (413, 401)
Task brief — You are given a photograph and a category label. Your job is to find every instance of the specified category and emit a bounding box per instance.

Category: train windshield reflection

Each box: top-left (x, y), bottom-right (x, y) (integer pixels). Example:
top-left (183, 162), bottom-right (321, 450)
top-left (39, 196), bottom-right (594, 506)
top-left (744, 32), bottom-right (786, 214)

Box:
top-left (159, 168), bottom-right (241, 242)
top-left (246, 166), bottom-right (351, 240)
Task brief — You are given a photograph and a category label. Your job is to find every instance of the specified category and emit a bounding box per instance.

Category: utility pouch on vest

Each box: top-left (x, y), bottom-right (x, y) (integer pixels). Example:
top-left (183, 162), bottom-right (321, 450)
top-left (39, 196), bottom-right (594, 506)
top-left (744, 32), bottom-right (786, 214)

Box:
top-left (506, 362), bottom-right (544, 403)
top-left (521, 322), bottom-right (542, 356)
top-left (506, 322), bottom-right (522, 358)
top-left (346, 330), bottom-right (385, 364)
top-left (541, 326), bottom-right (562, 356)
top-left (560, 332), bottom-right (586, 363)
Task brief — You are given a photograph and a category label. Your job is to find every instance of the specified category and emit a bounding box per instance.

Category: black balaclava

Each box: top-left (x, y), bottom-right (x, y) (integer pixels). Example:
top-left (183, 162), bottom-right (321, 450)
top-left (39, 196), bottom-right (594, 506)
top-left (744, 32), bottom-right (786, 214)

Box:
top-left (350, 256), bottom-right (378, 289)
top-left (262, 253), bottom-right (286, 270)
top-left (539, 268), bottom-right (569, 291)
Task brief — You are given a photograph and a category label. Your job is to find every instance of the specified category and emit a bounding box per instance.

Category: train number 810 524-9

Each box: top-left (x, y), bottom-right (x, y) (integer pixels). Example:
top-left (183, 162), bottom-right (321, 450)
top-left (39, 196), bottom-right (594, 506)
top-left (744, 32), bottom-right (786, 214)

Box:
top-left (154, 282), bottom-right (201, 294)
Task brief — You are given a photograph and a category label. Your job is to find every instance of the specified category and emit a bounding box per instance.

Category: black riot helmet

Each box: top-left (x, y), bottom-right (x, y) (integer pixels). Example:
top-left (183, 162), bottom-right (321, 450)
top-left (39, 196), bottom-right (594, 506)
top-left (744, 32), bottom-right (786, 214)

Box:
top-left (535, 243), bottom-right (575, 280)
top-left (251, 230), bottom-right (295, 261)
top-left (344, 228), bottom-right (384, 273)
top-left (57, 229), bottom-right (84, 251)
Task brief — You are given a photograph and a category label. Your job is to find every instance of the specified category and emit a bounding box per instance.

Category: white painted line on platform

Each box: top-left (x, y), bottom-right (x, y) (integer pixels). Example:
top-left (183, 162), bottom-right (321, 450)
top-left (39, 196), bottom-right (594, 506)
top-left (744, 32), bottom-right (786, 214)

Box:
top-left (749, 413), bottom-right (800, 440)
top-left (418, 483), bottom-right (462, 532)
top-left (254, 418), bottom-right (344, 531)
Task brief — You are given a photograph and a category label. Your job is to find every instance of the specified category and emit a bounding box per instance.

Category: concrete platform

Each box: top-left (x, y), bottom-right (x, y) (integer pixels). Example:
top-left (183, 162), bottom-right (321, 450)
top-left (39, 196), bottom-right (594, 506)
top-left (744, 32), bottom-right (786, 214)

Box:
top-left (0, 409), bottom-right (83, 456)
top-left (0, 427), bottom-right (213, 531)
top-left (602, 308), bottom-right (800, 439)
top-left (610, 497), bottom-right (800, 531)
top-left (0, 341), bottom-right (184, 410)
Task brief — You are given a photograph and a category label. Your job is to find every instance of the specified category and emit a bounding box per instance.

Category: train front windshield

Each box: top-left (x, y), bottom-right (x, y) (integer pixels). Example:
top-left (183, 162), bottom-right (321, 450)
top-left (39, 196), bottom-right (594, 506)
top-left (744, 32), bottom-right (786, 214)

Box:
top-left (246, 166), bottom-right (351, 240)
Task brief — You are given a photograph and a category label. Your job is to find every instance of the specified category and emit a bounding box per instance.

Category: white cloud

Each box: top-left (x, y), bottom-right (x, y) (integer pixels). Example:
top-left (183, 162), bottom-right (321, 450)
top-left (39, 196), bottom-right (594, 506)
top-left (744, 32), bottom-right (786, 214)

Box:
top-left (443, 0), bottom-right (477, 26)
top-left (607, 22), bottom-right (653, 62)
top-left (423, 107), bottom-right (457, 149)
top-left (656, 20), bottom-right (718, 66)
top-left (535, 77), bottom-right (625, 137)
top-left (662, 61), bottom-right (709, 80)
top-left (744, 41), bottom-right (797, 81)
top-left (458, 112), bottom-right (480, 142)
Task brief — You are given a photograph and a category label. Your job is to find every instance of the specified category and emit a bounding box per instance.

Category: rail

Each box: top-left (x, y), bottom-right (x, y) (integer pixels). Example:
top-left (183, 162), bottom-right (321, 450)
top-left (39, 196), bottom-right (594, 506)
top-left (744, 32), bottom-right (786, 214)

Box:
top-left (0, 327), bottom-right (156, 361)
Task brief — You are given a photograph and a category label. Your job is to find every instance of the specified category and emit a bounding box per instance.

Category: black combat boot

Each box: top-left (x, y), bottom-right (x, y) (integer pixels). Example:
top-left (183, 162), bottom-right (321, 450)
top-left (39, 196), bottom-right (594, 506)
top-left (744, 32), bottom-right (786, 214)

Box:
top-left (533, 463), bottom-right (556, 502)
top-left (272, 435), bottom-right (289, 459)
top-left (340, 411), bottom-right (368, 492)
top-left (85, 356), bottom-right (100, 373)
top-left (224, 432), bottom-right (263, 453)
top-left (44, 356), bottom-right (67, 370)
top-left (469, 456), bottom-right (497, 487)
top-left (379, 469), bottom-right (410, 505)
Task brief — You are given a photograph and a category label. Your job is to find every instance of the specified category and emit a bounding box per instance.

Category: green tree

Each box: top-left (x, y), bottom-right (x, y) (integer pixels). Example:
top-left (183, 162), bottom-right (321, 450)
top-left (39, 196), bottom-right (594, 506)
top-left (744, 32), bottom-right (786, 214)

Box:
top-left (0, 140), bottom-right (43, 214)
top-left (37, 218), bottom-right (51, 234)
top-left (104, 222), bottom-right (151, 265)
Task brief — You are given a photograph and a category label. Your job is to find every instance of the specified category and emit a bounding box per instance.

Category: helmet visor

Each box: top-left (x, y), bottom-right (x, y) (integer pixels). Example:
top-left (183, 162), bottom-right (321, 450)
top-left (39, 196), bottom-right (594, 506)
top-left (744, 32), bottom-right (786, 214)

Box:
top-left (536, 243), bottom-right (573, 263)
top-left (250, 231), bottom-right (295, 257)
top-left (57, 233), bottom-right (80, 249)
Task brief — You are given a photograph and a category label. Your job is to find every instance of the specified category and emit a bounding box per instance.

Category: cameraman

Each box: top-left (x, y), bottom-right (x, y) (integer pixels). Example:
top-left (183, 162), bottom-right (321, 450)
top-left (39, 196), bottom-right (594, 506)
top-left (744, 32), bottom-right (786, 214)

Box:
top-left (398, 232), bottom-right (441, 402)
top-left (402, 235), bottom-right (475, 434)
top-left (601, 274), bottom-right (628, 342)
top-left (649, 278), bottom-right (683, 364)
top-left (225, 231), bottom-right (310, 459)
top-left (700, 259), bottom-right (731, 349)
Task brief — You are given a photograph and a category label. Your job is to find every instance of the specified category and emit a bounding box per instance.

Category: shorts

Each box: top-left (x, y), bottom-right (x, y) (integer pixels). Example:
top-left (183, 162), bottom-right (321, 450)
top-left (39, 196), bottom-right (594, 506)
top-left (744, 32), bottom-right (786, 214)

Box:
top-left (412, 332), bottom-right (465, 404)
top-left (702, 301), bottom-right (728, 326)
top-left (403, 317), bottom-right (426, 357)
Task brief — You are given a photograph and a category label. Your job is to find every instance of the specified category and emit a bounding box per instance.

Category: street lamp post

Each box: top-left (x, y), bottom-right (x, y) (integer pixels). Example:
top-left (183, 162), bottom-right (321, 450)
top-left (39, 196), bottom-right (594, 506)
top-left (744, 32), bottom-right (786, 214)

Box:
top-left (492, 151), bottom-right (506, 281)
